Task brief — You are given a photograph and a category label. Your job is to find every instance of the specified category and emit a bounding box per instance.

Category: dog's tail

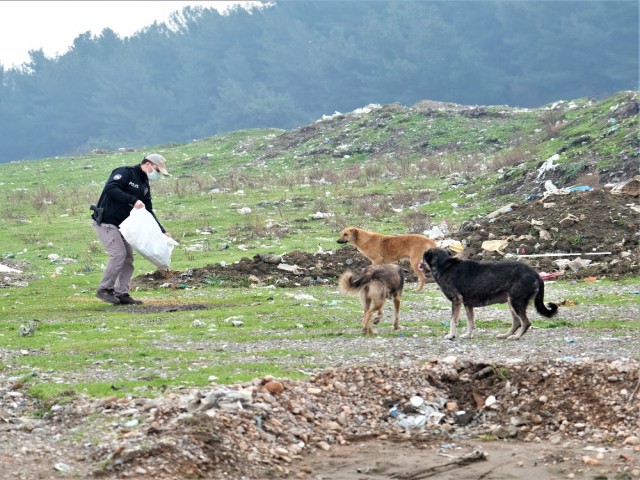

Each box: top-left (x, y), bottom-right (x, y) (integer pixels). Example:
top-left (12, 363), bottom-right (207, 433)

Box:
top-left (534, 276), bottom-right (559, 318)
top-left (339, 268), bottom-right (393, 295)
top-left (338, 270), bottom-right (360, 295)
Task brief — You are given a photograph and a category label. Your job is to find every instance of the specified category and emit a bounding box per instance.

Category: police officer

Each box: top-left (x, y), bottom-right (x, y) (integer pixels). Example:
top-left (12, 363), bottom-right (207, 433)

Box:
top-left (92, 154), bottom-right (170, 304)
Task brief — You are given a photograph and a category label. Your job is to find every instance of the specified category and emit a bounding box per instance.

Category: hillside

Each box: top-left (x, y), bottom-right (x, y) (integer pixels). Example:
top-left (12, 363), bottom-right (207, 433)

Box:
top-left (129, 91), bottom-right (640, 288)
top-left (0, 91), bottom-right (638, 480)
top-left (1, 91), bottom-right (639, 286)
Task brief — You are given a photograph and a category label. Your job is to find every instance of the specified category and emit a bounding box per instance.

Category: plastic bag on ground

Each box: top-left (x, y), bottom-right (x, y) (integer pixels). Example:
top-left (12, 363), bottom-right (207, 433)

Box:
top-left (119, 207), bottom-right (179, 270)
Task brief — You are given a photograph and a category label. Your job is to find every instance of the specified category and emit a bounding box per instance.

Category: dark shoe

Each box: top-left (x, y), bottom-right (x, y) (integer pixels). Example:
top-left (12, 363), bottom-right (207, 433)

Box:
top-left (96, 288), bottom-right (120, 304)
top-left (115, 293), bottom-right (143, 305)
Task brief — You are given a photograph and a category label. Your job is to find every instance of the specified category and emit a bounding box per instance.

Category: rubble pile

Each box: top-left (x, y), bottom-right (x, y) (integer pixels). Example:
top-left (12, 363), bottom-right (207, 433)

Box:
top-left (2, 358), bottom-right (637, 479)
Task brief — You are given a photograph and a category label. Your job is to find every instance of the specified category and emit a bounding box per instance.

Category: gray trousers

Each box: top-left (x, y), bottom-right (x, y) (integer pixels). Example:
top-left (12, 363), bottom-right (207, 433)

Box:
top-left (92, 221), bottom-right (134, 295)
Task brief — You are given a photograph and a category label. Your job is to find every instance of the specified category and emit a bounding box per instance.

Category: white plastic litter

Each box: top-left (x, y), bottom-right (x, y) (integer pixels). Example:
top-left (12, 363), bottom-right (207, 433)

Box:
top-left (119, 207), bottom-right (179, 270)
top-left (0, 264), bottom-right (22, 273)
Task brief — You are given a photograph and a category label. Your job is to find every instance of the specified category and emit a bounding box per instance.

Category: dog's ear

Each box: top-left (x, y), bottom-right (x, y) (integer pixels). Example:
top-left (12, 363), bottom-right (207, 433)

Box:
top-left (351, 228), bottom-right (358, 240)
top-left (423, 249), bottom-right (433, 264)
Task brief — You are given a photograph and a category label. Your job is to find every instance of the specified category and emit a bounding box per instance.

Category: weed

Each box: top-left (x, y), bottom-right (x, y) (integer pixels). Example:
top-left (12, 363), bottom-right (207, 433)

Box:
top-left (539, 319), bottom-right (574, 329)
top-left (490, 147), bottom-right (531, 170)
top-left (401, 210), bottom-right (433, 233)
top-left (571, 233), bottom-right (583, 246)
top-left (31, 187), bottom-right (56, 211)
top-left (87, 241), bottom-right (102, 255)
top-left (19, 232), bottom-right (45, 244)
top-left (560, 161), bottom-right (589, 184)
top-left (539, 109), bottom-right (564, 139)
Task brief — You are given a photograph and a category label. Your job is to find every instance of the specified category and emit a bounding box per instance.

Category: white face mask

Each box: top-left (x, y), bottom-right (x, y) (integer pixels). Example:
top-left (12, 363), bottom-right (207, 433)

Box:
top-left (147, 167), bottom-right (161, 181)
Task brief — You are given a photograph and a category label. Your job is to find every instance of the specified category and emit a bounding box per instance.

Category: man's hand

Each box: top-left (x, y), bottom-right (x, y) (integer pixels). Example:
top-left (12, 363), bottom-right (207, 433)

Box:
top-left (134, 200), bottom-right (145, 209)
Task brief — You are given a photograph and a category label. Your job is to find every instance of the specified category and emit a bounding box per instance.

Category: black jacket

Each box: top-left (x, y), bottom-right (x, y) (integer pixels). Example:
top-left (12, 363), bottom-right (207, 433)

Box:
top-left (93, 165), bottom-right (165, 232)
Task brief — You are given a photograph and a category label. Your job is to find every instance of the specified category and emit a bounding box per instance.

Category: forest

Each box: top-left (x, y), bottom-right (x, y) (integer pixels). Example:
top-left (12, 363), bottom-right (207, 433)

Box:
top-left (0, 0), bottom-right (637, 163)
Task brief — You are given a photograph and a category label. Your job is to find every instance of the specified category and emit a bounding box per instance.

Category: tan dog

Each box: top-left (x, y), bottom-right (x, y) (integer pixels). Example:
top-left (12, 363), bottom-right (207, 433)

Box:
top-left (338, 264), bottom-right (404, 335)
top-left (337, 227), bottom-right (436, 291)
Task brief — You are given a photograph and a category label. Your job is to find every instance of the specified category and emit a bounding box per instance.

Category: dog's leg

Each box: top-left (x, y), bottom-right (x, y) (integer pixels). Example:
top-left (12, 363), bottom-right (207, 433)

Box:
top-left (445, 299), bottom-right (462, 340)
top-left (460, 305), bottom-right (476, 338)
top-left (412, 258), bottom-right (426, 292)
top-left (368, 298), bottom-right (385, 333)
top-left (363, 308), bottom-right (376, 335)
top-left (497, 297), bottom-right (523, 339)
top-left (362, 296), bottom-right (373, 335)
top-left (392, 294), bottom-right (401, 330)
top-left (511, 302), bottom-right (531, 340)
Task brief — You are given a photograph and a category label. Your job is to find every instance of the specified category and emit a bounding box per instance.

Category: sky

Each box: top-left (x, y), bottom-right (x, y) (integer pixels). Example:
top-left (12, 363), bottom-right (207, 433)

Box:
top-left (0, 1), bottom-right (255, 68)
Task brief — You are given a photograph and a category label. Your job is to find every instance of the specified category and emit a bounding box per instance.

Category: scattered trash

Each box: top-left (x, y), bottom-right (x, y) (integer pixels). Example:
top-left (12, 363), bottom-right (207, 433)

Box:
top-left (484, 395), bottom-right (497, 407)
top-left (53, 463), bottom-right (72, 473)
top-left (486, 203), bottom-right (515, 219)
top-left (544, 180), bottom-right (559, 192)
top-left (185, 387), bottom-right (254, 413)
top-left (0, 264), bottom-right (22, 274)
top-left (539, 272), bottom-right (560, 281)
top-left (394, 413), bottom-right (427, 430)
top-left (224, 315), bottom-right (244, 325)
top-left (311, 211), bottom-right (333, 219)
top-left (439, 239), bottom-right (464, 253)
top-left (567, 258), bottom-right (591, 272)
top-left (536, 228), bottom-right (552, 240)
top-left (481, 239), bottom-right (510, 255)
top-left (18, 319), bottom-right (39, 337)
top-left (537, 154), bottom-right (560, 180)
top-left (609, 175), bottom-right (640, 197)
top-left (277, 263), bottom-right (304, 275)
top-left (559, 213), bottom-right (581, 225)
top-left (425, 225), bottom-right (446, 239)
top-left (258, 253), bottom-right (282, 264)
top-left (288, 293), bottom-right (318, 302)
top-left (558, 299), bottom-right (578, 306)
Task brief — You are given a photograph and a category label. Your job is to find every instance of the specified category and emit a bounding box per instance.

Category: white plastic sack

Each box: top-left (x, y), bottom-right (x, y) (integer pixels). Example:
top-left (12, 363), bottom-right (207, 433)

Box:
top-left (119, 207), bottom-right (179, 270)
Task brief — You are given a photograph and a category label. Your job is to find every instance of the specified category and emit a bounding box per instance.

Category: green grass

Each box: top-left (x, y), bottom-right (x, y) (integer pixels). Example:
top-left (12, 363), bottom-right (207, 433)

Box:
top-left (1, 91), bottom-right (638, 401)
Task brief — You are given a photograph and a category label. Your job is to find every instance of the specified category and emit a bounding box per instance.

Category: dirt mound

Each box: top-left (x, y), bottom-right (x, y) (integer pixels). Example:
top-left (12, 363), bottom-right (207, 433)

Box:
top-left (461, 188), bottom-right (639, 279)
top-left (133, 246), bottom-right (380, 289)
top-left (134, 188), bottom-right (639, 290)
top-left (6, 358), bottom-right (634, 479)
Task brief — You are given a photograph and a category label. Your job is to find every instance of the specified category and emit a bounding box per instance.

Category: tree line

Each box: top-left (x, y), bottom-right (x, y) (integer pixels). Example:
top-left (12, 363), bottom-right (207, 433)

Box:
top-left (0, 0), bottom-right (637, 163)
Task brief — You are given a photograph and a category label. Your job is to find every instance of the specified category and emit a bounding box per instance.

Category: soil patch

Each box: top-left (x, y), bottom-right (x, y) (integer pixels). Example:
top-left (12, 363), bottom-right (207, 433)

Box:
top-left (132, 189), bottom-right (639, 290)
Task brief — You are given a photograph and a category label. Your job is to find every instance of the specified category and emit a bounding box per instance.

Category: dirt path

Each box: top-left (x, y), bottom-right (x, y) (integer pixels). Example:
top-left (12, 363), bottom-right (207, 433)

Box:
top-left (294, 437), bottom-right (639, 480)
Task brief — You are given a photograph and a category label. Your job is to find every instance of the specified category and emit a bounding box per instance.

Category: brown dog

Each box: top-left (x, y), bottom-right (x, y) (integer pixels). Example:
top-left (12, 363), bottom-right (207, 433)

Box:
top-left (338, 264), bottom-right (404, 335)
top-left (337, 227), bottom-right (436, 291)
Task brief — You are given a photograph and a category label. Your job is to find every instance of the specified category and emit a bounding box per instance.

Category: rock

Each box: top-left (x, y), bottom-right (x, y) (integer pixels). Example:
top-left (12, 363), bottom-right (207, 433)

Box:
top-left (264, 381), bottom-right (284, 395)
top-left (623, 436), bottom-right (640, 446)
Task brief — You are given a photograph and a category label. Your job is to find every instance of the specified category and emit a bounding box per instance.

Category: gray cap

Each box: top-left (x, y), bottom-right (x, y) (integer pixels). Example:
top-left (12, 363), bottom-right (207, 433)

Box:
top-left (144, 153), bottom-right (169, 175)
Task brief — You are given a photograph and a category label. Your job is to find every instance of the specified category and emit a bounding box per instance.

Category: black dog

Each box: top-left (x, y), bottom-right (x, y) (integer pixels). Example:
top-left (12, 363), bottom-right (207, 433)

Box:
top-left (422, 248), bottom-right (558, 340)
